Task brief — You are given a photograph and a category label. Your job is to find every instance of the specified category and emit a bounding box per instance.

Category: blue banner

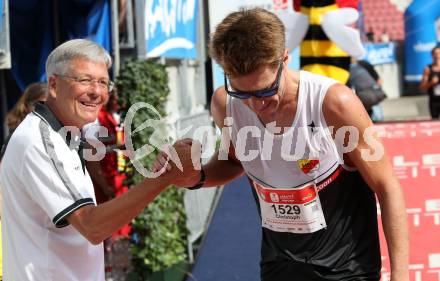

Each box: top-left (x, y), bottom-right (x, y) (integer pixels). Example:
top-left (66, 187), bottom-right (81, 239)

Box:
top-left (60, 0), bottom-right (112, 57)
top-left (145, 0), bottom-right (198, 59)
top-left (0, 0), bottom-right (3, 30)
top-left (404, 0), bottom-right (440, 83)
top-left (360, 43), bottom-right (396, 65)
top-left (9, 0), bottom-right (112, 92)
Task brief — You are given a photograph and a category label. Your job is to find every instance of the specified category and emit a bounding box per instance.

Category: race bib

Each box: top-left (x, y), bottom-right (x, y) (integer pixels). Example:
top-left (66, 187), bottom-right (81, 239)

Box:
top-left (434, 84), bottom-right (440, 96)
top-left (253, 181), bottom-right (327, 234)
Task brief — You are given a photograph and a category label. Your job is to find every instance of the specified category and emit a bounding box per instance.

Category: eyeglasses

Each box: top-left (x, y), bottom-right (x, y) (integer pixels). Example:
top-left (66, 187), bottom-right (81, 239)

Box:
top-left (224, 62), bottom-right (283, 99)
top-left (54, 74), bottom-right (114, 92)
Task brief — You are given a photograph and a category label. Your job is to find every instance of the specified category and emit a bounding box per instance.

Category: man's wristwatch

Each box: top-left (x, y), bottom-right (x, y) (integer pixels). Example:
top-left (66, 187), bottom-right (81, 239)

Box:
top-left (187, 169), bottom-right (206, 190)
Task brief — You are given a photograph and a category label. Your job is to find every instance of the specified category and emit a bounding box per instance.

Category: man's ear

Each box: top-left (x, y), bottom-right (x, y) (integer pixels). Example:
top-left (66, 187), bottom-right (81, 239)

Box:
top-left (283, 49), bottom-right (289, 64)
top-left (48, 76), bottom-right (58, 99)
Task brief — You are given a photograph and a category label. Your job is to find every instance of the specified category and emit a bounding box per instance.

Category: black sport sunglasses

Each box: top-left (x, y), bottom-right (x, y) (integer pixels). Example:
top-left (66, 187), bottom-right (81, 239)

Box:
top-left (224, 62), bottom-right (283, 99)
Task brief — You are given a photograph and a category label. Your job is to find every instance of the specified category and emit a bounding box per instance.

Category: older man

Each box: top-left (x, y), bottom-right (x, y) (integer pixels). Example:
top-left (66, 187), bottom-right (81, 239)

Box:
top-left (0, 39), bottom-right (197, 280)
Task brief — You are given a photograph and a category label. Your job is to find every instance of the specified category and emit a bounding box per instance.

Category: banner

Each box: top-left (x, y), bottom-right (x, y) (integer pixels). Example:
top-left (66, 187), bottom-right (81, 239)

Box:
top-left (361, 43), bottom-right (396, 65)
top-left (404, 0), bottom-right (440, 83)
top-left (9, 0), bottom-right (112, 91)
top-left (144, 0), bottom-right (198, 59)
top-left (376, 121), bottom-right (440, 281)
top-left (0, 0), bottom-right (3, 29)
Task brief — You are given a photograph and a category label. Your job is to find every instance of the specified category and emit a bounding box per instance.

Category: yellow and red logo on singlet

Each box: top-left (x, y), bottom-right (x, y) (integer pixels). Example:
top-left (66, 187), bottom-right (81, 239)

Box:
top-left (297, 159), bottom-right (320, 174)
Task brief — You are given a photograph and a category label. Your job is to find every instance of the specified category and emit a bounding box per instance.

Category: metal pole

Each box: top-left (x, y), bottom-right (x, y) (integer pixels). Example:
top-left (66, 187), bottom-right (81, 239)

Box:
top-left (196, 0), bottom-right (208, 106)
top-left (0, 0), bottom-right (10, 142)
top-left (1, 70), bottom-right (8, 142)
top-left (203, 0), bottom-right (213, 105)
top-left (111, 0), bottom-right (120, 78)
top-left (135, 0), bottom-right (146, 59)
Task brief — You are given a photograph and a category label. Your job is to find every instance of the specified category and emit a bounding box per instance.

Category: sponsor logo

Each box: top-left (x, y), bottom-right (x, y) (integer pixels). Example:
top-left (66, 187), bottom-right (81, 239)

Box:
top-left (302, 192), bottom-right (314, 201)
top-left (297, 159), bottom-right (320, 174)
top-left (270, 192), bottom-right (280, 202)
top-left (413, 41), bottom-right (437, 53)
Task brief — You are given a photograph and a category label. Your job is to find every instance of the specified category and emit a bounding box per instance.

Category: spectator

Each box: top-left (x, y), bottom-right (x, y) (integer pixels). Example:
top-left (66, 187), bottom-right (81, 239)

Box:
top-left (357, 60), bottom-right (385, 122)
top-left (1, 82), bottom-right (47, 164)
top-left (86, 87), bottom-right (128, 207)
top-left (420, 46), bottom-right (440, 119)
top-left (349, 59), bottom-right (387, 121)
top-left (366, 28), bottom-right (375, 42)
top-left (5, 82), bottom-right (47, 133)
top-left (358, 60), bottom-right (381, 84)
top-left (85, 86), bottom-right (132, 276)
top-left (380, 28), bottom-right (390, 43)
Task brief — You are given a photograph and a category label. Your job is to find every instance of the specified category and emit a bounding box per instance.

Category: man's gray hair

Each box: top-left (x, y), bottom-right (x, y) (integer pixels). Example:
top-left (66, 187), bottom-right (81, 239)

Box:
top-left (46, 39), bottom-right (112, 77)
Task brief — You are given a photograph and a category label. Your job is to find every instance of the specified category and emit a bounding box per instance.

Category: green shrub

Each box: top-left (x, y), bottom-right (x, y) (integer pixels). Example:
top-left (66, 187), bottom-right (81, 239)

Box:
top-left (116, 59), bottom-right (188, 278)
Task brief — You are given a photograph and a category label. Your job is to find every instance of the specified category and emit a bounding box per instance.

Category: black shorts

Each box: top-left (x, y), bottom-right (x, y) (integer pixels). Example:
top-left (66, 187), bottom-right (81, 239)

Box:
top-left (429, 101), bottom-right (440, 119)
top-left (261, 260), bottom-right (380, 281)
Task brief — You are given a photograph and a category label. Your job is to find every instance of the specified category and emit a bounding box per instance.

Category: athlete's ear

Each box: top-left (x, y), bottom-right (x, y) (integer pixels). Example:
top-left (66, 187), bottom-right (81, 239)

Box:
top-left (283, 49), bottom-right (289, 64)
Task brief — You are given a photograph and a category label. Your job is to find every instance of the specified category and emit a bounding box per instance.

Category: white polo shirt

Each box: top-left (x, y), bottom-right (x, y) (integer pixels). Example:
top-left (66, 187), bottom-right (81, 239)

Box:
top-left (0, 103), bottom-right (104, 281)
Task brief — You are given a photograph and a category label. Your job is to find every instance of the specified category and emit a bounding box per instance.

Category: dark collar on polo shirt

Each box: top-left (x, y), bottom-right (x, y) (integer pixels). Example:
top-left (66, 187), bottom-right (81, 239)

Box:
top-left (34, 102), bottom-right (65, 133)
top-left (33, 102), bottom-right (86, 173)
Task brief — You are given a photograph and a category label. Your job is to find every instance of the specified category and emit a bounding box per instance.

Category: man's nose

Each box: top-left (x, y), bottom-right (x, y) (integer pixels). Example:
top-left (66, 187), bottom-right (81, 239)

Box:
top-left (89, 81), bottom-right (107, 95)
top-left (250, 97), bottom-right (266, 109)
top-left (87, 85), bottom-right (102, 98)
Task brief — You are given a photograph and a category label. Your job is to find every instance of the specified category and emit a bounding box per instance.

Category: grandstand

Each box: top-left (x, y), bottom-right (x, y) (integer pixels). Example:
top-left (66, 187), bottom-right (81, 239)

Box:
top-left (361, 0), bottom-right (412, 42)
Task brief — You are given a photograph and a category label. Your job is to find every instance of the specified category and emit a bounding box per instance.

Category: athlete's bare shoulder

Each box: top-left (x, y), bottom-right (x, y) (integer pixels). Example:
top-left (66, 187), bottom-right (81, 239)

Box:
top-left (211, 86), bottom-right (228, 128)
top-left (323, 83), bottom-right (372, 128)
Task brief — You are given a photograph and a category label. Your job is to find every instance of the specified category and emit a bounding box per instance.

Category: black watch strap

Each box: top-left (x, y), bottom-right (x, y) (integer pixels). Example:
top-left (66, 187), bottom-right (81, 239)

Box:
top-left (187, 169), bottom-right (206, 190)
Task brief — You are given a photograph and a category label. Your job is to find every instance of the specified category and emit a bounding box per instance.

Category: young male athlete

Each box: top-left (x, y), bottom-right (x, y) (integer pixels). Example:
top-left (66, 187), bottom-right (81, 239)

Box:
top-left (155, 8), bottom-right (409, 281)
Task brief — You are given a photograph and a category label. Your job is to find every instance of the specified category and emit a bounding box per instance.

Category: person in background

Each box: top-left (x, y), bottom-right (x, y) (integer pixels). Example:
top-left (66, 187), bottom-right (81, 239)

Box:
top-left (87, 87), bottom-right (128, 207)
top-left (380, 28), bottom-right (390, 43)
top-left (358, 60), bottom-right (385, 122)
top-left (358, 60), bottom-right (381, 84)
top-left (420, 46), bottom-right (440, 119)
top-left (5, 82), bottom-right (47, 133)
top-left (365, 27), bottom-right (375, 43)
top-left (349, 59), bottom-right (387, 122)
top-left (85, 86), bottom-right (132, 277)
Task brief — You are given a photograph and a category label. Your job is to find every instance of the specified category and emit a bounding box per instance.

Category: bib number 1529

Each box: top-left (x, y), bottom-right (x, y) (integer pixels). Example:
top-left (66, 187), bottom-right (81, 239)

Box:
top-left (270, 204), bottom-right (301, 215)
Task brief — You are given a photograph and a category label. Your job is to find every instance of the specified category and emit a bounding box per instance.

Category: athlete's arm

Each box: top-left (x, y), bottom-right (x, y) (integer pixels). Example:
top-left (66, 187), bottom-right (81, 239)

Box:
top-left (202, 87), bottom-right (245, 187)
top-left (323, 84), bottom-right (409, 281)
top-left (150, 87), bottom-right (244, 188)
top-left (67, 141), bottom-right (198, 245)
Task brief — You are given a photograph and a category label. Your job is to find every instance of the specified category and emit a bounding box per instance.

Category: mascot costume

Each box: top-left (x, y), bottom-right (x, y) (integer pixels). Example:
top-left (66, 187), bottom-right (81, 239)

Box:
top-left (277, 0), bottom-right (365, 84)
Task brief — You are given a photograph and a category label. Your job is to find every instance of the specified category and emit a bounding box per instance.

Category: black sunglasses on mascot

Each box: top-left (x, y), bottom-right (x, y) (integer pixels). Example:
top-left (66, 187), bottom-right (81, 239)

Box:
top-left (224, 62), bottom-right (283, 99)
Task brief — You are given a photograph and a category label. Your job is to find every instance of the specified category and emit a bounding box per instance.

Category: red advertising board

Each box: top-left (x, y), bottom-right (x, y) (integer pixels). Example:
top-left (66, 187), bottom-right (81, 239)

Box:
top-left (375, 121), bottom-right (440, 281)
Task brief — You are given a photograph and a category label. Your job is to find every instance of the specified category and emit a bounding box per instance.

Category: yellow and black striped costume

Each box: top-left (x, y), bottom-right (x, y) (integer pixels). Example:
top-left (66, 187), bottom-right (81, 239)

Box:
top-left (294, 0), bottom-right (358, 84)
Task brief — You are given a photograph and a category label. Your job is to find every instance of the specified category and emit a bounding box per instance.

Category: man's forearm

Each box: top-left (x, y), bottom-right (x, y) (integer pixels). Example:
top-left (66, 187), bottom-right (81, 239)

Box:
top-left (202, 151), bottom-right (244, 187)
top-left (68, 176), bottom-right (171, 244)
top-left (378, 185), bottom-right (409, 280)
